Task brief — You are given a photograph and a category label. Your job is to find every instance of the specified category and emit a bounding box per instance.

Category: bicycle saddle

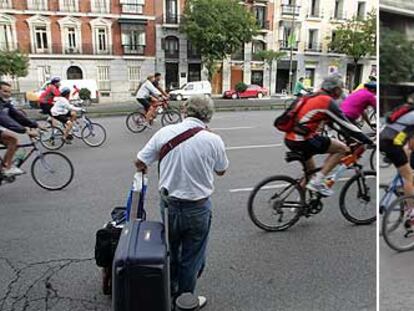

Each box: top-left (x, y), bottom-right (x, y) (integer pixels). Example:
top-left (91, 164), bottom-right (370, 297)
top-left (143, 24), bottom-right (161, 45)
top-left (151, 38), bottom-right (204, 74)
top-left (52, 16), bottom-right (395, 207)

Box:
top-left (285, 151), bottom-right (306, 163)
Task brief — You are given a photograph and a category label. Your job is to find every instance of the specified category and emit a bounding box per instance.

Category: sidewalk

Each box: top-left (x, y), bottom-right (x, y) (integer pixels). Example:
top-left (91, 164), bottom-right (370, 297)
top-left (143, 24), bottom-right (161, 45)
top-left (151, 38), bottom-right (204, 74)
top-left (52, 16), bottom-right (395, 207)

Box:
top-left (23, 98), bottom-right (288, 120)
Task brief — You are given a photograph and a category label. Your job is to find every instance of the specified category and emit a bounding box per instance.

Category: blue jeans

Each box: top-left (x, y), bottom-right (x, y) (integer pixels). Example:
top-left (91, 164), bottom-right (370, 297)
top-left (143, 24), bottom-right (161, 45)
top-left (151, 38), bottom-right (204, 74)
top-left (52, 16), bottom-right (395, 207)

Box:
top-left (160, 196), bottom-right (212, 297)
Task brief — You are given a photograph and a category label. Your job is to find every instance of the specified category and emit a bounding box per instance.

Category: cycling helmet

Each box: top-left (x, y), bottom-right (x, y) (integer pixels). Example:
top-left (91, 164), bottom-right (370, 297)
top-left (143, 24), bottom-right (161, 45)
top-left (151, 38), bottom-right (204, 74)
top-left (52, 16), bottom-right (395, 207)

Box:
top-left (51, 77), bottom-right (61, 84)
top-left (364, 81), bottom-right (377, 91)
top-left (60, 87), bottom-right (71, 97)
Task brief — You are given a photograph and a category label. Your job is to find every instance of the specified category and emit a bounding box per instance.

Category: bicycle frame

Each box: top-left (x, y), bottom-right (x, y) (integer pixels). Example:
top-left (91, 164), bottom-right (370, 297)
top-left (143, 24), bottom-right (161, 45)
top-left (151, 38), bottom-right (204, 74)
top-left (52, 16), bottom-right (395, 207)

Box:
top-left (379, 173), bottom-right (403, 214)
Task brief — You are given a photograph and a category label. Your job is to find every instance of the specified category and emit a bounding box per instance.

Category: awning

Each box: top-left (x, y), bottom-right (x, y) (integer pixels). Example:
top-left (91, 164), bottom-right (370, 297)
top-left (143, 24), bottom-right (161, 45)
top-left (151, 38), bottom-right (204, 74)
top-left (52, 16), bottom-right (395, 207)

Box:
top-left (118, 19), bottom-right (148, 25)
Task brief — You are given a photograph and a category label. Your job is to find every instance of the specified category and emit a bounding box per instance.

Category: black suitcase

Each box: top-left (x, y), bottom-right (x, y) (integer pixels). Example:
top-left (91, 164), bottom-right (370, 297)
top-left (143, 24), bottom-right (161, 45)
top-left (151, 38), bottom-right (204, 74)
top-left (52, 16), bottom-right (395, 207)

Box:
top-left (112, 219), bottom-right (170, 311)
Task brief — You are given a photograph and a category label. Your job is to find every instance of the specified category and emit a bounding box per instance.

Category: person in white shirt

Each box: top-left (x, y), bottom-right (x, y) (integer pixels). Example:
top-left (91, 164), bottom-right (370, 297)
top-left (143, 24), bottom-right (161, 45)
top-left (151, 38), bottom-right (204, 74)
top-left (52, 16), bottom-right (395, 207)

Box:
top-left (136, 75), bottom-right (165, 125)
top-left (135, 96), bottom-right (229, 309)
top-left (51, 87), bottom-right (83, 143)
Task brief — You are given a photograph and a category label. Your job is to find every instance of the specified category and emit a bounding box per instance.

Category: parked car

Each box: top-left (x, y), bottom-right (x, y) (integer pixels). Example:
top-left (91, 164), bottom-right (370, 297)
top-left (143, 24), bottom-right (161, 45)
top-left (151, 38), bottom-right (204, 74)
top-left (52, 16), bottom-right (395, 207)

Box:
top-left (169, 81), bottom-right (212, 101)
top-left (223, 84), bottom-right (268, 99)
top-left (26, 79), bottom-right (98, 106)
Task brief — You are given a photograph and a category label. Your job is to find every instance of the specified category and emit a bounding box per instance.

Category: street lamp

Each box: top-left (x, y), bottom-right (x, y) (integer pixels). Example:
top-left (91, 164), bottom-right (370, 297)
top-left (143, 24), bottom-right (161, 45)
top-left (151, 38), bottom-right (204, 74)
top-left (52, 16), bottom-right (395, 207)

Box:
top-left (287, 0), bottom-right (296, 95)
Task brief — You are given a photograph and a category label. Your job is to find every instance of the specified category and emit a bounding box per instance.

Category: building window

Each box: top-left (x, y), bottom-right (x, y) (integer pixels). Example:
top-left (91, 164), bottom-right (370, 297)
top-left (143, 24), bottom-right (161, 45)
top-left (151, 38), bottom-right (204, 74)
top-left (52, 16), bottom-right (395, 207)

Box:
top-left (90, 18), bottom-right (112, 55)
top-left (251, 71), bottom-right (263, 87)
top-left (231, 44), bottom-right (244, 61)
top-left (34, 26), bottom-right (48, 52)
top-left (0, 24), bottom-right (13, 51)
top-left (122, 29), bottom-right (145, 55)
top-left (92, 0), bottom-right (110, 13)
top-left (334, 0), bottom-right (344, 19)
top-left (188, 64), bottom-right (201, 82)
top-left (164, 36), bottom-right (179, 59)
top-left (165, 0), bottom-right (178, 23)
top-left (97, 66), bottom-right (110, 91)
top-left (37, 66), bottom-right (50, 87)
top-left (0, 0), bottom-right (12, 9)
top-left (60, 0), bottom-right (78, 12)
top-left (121, 0), bottom-right (144, 14)
top-left (67, 66), bottom-right (83, 79)
top-left (254, 6), bottom-right (267, 29)
top-left (305, 68), bottom-right (315, 87)
top-left (307, 29), bottom-right (319, 51)
top-left (187, 41), bottom-right (200, 59)
top-left (59, 17), bottom-right (82, 54)
top-left (310, 0), bottom-right (320, 17)
top-left (128, 66), bottom-right (141, 91)
top-left (252, 41), bottom-right (266, 61)
top-left (27, 0), bottom-right (48, 10)
top-left (67, 27), bottom-right (76, 50)
top-left (357, 2), bottom-right (366, 19)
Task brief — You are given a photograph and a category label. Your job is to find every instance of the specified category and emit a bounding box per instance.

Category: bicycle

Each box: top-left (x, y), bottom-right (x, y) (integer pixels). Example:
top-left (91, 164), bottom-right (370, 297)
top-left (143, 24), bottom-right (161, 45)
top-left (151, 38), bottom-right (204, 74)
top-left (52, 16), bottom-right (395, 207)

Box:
top-left (40, 110), bottom-right (107, 149)
top-left (247, 136), bottom-right (376, 232)
top-left (126, 98), bottom-right (182, 133)
top-left (0, 135), bottom-right (74, 190)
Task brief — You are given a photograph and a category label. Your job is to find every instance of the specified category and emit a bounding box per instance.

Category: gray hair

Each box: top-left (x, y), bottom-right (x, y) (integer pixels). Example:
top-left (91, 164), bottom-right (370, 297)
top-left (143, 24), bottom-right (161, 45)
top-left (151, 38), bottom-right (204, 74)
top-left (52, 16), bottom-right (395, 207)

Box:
top-left (185, 96), bottom-right (215, 123)
top-left (321, 73), bottom-right (344, 91)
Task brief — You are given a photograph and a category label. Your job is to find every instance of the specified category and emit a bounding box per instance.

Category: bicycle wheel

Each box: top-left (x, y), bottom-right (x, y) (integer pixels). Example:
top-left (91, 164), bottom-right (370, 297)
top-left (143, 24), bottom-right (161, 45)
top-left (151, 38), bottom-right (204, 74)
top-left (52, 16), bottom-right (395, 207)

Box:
top-left (382, 195), bottom-right (414, 252)
top-left (39, 126), bottom-right (65, 150)
top-left (126, 111), bottom-right (147, 133)
top-left (81, 122), bottom-right (107, 147)
top-left (369, 148), bottom-right (376, 171)
top-left (161, 109), bottom-right (182, 126)
top-left (339, 170), bottom-right (376, 225)
top-left (31, 151), bottom-right (74, 191)
top-left (247, 175), bottom-right (305, 231)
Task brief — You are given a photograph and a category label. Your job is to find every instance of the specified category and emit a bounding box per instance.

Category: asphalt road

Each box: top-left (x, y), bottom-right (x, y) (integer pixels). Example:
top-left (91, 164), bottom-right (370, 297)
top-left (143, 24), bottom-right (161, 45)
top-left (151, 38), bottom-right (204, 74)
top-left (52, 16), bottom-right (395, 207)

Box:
top-left (0, 110), bottom-right (376, 311)
top-left (379, 167), bottom-right (414, 311)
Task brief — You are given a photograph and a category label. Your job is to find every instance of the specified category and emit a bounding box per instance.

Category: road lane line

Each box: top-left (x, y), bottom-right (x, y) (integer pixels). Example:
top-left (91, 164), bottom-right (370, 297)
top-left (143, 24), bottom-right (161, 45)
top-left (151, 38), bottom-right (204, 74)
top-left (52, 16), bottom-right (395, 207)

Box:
top-left (226, 143), bottom-right (282, 150)
top-left (212, 126), bottom-right (255, 131)
top-left (229, 176), bottom-right (376, 193)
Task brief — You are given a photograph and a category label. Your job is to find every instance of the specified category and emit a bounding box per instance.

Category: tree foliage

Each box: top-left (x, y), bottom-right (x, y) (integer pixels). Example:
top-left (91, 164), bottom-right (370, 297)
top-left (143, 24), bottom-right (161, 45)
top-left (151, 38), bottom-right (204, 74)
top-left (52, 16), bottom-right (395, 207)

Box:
top-left (254, 50), bottom-right (286, 66)
top-left (380, 26), bottom-right (414, 85)
top-left (0, 50), bottom-right (29, 79)
top-left (329, 11), bottom-right (376, 63)
top-left (181, 0), bottom-right (259, 80)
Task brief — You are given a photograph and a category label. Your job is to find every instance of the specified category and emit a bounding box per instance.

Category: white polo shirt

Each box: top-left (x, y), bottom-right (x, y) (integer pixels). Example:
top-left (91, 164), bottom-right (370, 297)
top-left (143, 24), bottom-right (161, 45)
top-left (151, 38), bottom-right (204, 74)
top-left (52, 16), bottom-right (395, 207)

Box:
top-left (137, 117), bottom-right (229, 200)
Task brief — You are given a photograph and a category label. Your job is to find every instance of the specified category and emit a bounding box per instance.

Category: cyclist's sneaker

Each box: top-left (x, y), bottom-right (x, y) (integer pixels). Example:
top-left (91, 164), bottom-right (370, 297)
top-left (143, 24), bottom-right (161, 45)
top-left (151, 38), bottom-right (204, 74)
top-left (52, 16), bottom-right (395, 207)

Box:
top-left (3, 166), bottom-right (25, 177)
top-left (306, 179), bottom-right (334, 197)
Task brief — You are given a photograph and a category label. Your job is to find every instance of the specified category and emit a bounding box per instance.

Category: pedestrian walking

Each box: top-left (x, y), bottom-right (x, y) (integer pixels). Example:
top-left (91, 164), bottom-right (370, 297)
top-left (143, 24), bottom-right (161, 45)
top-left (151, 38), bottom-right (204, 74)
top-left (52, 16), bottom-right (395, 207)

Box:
top-left (135, 95), bottom-right (229, 309)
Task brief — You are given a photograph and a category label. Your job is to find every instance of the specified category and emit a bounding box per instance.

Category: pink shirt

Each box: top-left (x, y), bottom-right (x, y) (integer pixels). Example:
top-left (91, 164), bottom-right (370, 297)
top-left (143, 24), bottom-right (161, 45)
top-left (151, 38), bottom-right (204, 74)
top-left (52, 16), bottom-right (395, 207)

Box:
top-left (340, 89), bottom-right (376, 120)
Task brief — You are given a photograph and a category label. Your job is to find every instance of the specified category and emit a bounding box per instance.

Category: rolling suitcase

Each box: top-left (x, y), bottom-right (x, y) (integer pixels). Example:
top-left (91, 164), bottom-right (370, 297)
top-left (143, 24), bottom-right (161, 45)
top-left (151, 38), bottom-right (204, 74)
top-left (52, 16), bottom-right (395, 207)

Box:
top-left (112, 173), bottom-right (171, 311)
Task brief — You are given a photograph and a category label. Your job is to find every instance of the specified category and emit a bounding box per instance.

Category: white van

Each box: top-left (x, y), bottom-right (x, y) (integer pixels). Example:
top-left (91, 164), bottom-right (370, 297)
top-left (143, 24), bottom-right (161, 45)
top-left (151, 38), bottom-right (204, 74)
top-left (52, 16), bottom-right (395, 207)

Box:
top-left (169, 81), bottom-right (212, 101)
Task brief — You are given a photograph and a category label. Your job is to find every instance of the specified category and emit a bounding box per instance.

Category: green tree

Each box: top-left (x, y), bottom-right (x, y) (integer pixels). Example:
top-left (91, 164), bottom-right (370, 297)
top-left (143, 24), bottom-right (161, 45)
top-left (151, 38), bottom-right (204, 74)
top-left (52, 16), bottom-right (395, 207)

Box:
top-left (255, 50), bottom-right (286, 94)
top-left (328, 11), bottom-right (376, 89)
top-left (0, 50), bottom-right (29, 90)
top-left (181, 0), bottom-right (259, 81)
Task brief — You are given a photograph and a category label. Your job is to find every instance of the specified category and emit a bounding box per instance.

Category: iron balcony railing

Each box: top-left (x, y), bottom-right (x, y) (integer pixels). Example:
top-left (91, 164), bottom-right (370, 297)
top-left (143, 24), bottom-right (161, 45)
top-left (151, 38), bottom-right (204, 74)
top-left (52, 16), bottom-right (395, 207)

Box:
top-left (279, 40), bottom-right (299, 51)
top-left (121, 3), bottom-right (144, 14)
top-left (305, 42), bottom-right (322, 52)
top-left (27, 0), bottom-right (48, 10)
top-left (30, 43), bottom-right (113, 55)
top-left (122, 44), bottom-right (145, 55)
top-left (0, 0), bottom-right (12, 9)
top-left (281, 4), bottom-right (300, 16)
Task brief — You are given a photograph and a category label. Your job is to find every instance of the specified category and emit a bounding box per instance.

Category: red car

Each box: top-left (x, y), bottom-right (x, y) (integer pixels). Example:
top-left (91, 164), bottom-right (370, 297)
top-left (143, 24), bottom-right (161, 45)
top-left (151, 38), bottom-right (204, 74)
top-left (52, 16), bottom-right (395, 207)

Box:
top-left (223, 84), bottom-right (269, 99)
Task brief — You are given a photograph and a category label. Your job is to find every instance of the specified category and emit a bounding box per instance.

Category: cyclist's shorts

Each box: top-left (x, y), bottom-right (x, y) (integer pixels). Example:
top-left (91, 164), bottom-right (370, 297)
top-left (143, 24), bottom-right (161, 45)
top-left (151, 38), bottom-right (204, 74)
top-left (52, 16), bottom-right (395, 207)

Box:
top-left (379, 139), bottom-right (407, 168)
top-left (40, 103), bottom-right (52, 115)
top-left (54, 112), bottom-right (71, 125)
top-left (285, 135), bottom-right (331, 160)
top-left (137, 98), bottom-right (150, 112)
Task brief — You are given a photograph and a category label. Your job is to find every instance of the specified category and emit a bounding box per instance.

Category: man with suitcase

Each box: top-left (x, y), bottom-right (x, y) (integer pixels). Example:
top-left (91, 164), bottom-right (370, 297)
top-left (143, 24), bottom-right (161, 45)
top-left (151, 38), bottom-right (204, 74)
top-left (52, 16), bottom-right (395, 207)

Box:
top-left (135, 95), bottom-right (229, 309)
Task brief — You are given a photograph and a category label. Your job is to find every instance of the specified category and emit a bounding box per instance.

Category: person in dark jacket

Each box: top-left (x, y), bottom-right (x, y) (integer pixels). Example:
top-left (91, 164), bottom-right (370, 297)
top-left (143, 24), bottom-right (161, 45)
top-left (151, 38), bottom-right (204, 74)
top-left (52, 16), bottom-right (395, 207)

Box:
top-left (0, 81), bottom-right (40, 176)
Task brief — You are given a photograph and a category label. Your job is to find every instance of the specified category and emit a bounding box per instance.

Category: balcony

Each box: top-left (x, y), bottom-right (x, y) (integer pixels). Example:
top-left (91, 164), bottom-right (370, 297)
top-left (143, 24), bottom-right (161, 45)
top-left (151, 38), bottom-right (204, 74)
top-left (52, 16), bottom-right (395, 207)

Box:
top-left (256, 20), bottom-right (270, 30)
top-left (279, 40), bottom-right (298, 51)
top-left (91, 0), bottom-right (110, 13)
top-left (308, 10), bottom-right (321, 18)
top-left (30, 43), bottom-right (113, 55)
top-left (121, 3), bottom-right (144, 14)
top-left (122, 44), bottom-right (145, 55)
top-left (0, 42), bottom-right (16, 51)
top-left (305, 42), bottom-right (322, 52)
top-left (60, 0), bottom-right (77, 12)
top-left (165, 49), bottom-right (179, 59)
top-left (0, 0), bottom-right (12, 9)
top-left (188, 49), bottom-right (201, 59)
top-left (331, 12), bottom-right (346, 21)
top-left (27, 0), bottom-right (48, 10)
top-left (164, 13), bottom-right (179, 24)
top-left (281, 5), bottom-right (300, 16)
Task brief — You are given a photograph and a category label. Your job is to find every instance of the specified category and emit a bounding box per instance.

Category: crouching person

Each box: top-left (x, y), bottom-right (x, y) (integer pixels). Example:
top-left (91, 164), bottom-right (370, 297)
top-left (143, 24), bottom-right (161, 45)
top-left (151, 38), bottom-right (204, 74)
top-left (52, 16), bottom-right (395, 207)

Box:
top-left (135, 96), bottom-right (229, 309)
top-left (51, 87), bottom-right (83, 143)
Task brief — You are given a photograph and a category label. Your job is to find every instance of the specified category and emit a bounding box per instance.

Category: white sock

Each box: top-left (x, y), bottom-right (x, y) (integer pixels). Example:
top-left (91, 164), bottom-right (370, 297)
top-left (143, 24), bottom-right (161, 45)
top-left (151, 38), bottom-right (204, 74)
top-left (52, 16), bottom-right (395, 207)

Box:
top-left (313, 172), bottom-right (325, 183)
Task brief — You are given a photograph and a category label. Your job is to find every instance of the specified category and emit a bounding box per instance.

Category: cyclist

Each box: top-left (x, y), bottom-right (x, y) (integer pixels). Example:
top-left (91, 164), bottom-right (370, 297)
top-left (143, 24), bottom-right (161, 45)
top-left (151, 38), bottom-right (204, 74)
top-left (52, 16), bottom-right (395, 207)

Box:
top-left (153, 72), bottom-right (169, 98)
top-left (379, 93), bottom-right (414, 201)
top-left (284, 74), bottom-right (373, 197)
top-left (135, 75), bottom-right (165, 125)
top-left (340, 81), bottom-right (376, 128)
top-left (353, 75), bottom-right (376, 93)
top-left (39, 77), bottom-right (61, 116)
top-left (0, 81), bottom-right (40, 176)
top-left (50, 87), bottom-right (83, 143)
top-left (293, 77), bottom-right (312, 97)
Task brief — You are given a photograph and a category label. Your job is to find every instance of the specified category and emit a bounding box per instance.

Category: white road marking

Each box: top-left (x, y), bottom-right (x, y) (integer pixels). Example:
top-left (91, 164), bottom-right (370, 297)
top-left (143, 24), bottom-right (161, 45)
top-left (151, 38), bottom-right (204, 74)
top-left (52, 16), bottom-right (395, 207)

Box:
top-left (226, 143), bottom-right (283, 150)
top-left (212, 126), bottom-right (255, 131)
top-left (229, 176), bottom-right (376, 193)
